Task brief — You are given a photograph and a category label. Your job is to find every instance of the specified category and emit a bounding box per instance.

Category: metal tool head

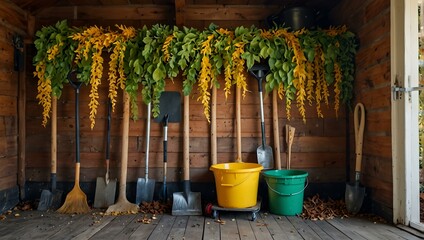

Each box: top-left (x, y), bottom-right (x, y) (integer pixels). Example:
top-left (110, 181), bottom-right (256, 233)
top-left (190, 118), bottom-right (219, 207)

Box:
top-left (93, 177), bottom-right (117, 208)
top-left (136, 178), bottom-right (156, 204)
top-left (345, 182), bottom-right (365, 214)
top-left (171, 180), bottom-right (202, 215)
top-left (154, 91), bottom-right (182, 123)
top-left (257, 145), bottom-right (274, 170)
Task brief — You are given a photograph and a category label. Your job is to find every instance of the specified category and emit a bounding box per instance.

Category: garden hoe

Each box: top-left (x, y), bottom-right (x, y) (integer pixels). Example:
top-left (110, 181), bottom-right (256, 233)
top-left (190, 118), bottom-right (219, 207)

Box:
top-left (94, 101), bottom-right (117, 208)
top-left (172, 95), bottom-right (202, 215)
top-left (154, 91), bottom-right (182, 202)
top-left (38, 96), bottom-right (62, 211)
top-left (249, 63), bottom-right (274, 170)
top-left (136, 102), bottom-right (155, 204)
top-left (57, 77), bottom-right (90, 214)
top-left (106, 91), bottom-right (139, 214)
top-left (345, 103), bottom-right (366, 214)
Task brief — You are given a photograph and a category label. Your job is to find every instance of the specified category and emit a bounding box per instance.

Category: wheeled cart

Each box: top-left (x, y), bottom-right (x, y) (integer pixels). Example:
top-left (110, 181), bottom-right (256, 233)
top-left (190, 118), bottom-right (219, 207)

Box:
top-left (205, 199), bottom-right (261, 221)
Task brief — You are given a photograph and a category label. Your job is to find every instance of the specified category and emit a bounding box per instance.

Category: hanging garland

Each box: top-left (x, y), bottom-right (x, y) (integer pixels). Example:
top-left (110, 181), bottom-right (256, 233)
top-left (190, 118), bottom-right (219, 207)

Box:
top-left (33, 20), bottom-right (357, 128)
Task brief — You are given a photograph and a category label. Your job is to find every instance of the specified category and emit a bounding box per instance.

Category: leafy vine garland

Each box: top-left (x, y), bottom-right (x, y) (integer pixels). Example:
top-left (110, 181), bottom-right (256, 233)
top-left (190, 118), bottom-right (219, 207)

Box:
top-left (33, 20), bottom-right (356, 128)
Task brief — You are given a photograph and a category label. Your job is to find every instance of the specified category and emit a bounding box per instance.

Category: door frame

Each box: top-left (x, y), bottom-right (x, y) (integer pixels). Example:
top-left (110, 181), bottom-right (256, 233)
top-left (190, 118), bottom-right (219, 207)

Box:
top-left (391, 0), bottom-right (423, 230)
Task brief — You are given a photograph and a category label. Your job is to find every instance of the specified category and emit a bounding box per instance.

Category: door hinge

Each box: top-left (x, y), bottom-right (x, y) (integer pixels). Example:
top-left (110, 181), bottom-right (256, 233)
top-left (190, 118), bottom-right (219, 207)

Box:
top-left (392, 76), bottom-right (422, 101)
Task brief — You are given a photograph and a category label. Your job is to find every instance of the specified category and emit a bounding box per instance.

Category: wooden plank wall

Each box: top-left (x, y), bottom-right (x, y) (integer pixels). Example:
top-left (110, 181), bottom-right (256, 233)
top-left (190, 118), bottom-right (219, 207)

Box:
top-left (330, 0), bottom-right (392, 219)
top-left (0, 1), bottom-right (28, 210)
top-left (25, 2), bottom-right (347, 200)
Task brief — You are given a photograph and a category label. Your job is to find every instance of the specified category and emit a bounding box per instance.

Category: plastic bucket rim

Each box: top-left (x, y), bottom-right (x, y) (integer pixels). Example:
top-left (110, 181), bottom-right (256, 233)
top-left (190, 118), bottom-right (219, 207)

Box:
top-left (262, 169), bottom-right (308, 179)
top-left (210, 163), bottom-right (264, 173)
top-left (265, 176), bottom-right (309, 196)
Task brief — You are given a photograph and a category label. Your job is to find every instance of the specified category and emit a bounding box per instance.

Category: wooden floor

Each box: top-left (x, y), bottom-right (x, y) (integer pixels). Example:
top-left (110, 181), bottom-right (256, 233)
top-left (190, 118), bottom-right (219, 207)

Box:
top-left (0, 210), bottom-right (423, 240)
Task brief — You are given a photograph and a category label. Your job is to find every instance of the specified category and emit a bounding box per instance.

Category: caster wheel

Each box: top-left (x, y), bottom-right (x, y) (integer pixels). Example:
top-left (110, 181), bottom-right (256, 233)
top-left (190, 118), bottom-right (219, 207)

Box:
top-left (212, 210), bottom-right (218, 219)
top-left (251, 212), bottom-right (257, 221)
top-left (204, 203), bottom-right (213, 216)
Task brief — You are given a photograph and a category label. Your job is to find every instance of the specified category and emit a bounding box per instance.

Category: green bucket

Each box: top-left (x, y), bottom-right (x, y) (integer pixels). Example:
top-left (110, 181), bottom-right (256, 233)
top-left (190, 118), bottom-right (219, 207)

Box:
top-left (263, 170), bottom-right (308, 216)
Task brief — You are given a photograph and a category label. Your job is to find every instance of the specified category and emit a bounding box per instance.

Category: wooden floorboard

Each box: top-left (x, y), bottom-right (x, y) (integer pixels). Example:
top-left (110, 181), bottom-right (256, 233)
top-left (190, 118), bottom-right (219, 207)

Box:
top-left (272, 215), bottom-right (304, 240)
top-left (203, 216), bottom-right (220, 240)
top-left (167, 215), bottom-right (189, 240)
top-left (219, 213), bottom-right (241, 240)
top-left (184, 215), bottom-right (204, 239)
top-left (314, 219), bottom-right (350, 240)
top-left (148, 214), bottom-right (176, 240)
top-left (47, 214), bottom-right (93, 240)
top-left (250, 213), bottom-right (273, 240)
top-left (258, 213), bottom-right (289, 240)
top-left (236, 213), bottom-right (256, 240)
top-left (287, 215), bottom-right (322, 239)
top-left (304, 219), bottom-right (334, 240)
top-left (128, 214), bottom-right (162, 240)
top-left (0, 210), bottom-right (422, 240)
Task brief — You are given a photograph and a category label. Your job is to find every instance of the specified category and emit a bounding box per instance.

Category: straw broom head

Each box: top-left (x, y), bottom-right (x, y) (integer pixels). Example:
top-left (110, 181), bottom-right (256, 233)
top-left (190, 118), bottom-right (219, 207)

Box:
top-left (57, 184), bottom-right (90, 214)
top-left (57, 163), bottom-right (90, 214)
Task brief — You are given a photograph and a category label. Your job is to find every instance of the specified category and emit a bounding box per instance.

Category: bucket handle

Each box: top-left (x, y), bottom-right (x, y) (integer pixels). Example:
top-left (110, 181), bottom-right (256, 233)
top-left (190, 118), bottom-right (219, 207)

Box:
top-left (220, 174), bottom-right (251, 187)
top-left (265, 177), bottom-right (309, 196)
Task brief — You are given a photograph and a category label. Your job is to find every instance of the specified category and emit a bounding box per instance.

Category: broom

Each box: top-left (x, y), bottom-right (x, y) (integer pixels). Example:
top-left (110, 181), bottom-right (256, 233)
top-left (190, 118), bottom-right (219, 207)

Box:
top-left (106, 90), bottom-right (139, 214)
top-left (57, 80), bottom-right (90, 214)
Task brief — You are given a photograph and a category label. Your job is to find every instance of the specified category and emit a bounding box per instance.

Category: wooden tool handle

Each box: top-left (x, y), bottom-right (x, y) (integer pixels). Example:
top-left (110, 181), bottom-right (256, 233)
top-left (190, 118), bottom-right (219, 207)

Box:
top-left (51, 96), bottom-right (57, 174)
top-left (118, 91), bottom-right (130, 200)
top-left (354, 103), bottom-right (365, 172)
top-left (236, 86), bottom-right (242, 163)
top-left (211, 85), bottom-right (217, 165)
top-left (183, 95), bottom-right (190, 180)
top-left (272, 89), bottom-right (281, 170)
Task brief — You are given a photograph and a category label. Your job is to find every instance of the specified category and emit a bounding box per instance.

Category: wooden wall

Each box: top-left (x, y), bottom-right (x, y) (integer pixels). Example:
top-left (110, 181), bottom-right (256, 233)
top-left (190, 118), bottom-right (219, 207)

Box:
top-left (330, 0), bottom-right (392, 219)
top-left (0, 1), bottom-right (28, 212)
top-left (25, 6), bottom-right (348, 193)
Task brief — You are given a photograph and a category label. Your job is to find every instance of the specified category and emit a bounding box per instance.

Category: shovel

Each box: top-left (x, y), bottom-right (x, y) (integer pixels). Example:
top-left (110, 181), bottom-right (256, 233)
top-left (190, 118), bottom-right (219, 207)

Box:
top-left (345, 103), bottom-right (366, 214)
top-left (38, 96), bottom-right (63, 211)
top-left (249, 63), bottom-right (274, 170)
top-left (154, 91), bottom-right (182, 202)
top-left (94, 101), bottom-right (117, 208)
top-left (136, 102), bottom-right (155, 204)
top-left (172, 95), bottom-right (202, 215)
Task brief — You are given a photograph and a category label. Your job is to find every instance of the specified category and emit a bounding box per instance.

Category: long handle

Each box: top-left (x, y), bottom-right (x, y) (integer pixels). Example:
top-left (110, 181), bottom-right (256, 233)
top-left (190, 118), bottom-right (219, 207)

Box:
top-left (354, 103), bottom-right (365, 179)
top-left (183, 95), bottom-right (190, 181)
top-left (145, 102), bottom-right (151, 179)
top-left (118, 91), bottom-right (130, 201)
top-left (51, 96), bottom-right (57, 191)
top-left (105, 100), bottom-right (111, 184)
top-left (236, 86), bottom-right (242, 163)
top-left (71, 82), bottom-right (82, 164)
top-left (257, 71), bottom-right (266, 148)
top-left (272, 89), bottom-right (281, 170)
top-left (211, 85), bottom-right (217, 165)
top-left (163, 114), bottom-right (169, 182)
top-left (286, 125), bottom-right (295, 170)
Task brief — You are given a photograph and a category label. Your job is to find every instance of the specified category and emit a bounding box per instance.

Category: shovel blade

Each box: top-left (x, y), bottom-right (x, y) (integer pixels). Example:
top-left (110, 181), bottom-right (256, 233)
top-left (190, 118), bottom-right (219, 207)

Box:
top-left (136, 178), bottom-right (155, 205)
top-left (172, 191), bottom-right (202, 216)
top-left (37, 189), bottom-right (63, 211)
top-left (94, 177), bottom-right (117, 208)
top-left (257, 145), bottom-right (274, 170)
top-left (37, 190), bottom-right (52, 211)
top-left (345, 182), bottom-right (365, 214)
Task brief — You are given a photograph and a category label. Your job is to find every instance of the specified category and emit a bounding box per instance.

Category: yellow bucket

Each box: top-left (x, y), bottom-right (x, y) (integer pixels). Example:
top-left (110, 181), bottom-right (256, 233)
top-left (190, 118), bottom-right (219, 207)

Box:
top-left (210, 162), bottom-right (263, 208)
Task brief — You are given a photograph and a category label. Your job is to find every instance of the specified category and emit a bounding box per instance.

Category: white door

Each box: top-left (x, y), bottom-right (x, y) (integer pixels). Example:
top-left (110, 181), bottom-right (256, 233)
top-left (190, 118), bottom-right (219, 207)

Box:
top-left (392, 0), bottom-right (423, 231)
